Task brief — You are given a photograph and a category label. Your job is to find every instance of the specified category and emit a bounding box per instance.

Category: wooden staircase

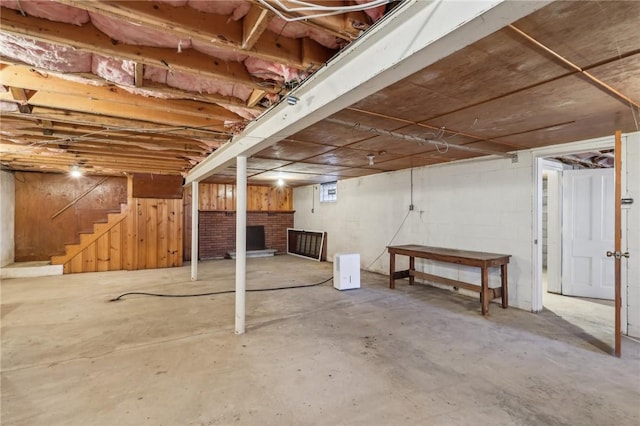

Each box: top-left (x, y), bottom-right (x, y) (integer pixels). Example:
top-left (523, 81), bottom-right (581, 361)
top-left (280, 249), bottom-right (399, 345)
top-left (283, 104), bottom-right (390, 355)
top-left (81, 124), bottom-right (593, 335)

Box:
top-left (51, 203), bottom-right (130, 274)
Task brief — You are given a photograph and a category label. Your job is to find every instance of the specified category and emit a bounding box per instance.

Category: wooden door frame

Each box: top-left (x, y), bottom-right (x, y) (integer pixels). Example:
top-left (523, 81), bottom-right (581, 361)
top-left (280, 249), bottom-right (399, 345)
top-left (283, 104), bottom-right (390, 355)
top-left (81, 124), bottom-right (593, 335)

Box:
top-left (614, 130), bottom-right (622, 357)
top-left (532, 137), bottom-right (615, 313)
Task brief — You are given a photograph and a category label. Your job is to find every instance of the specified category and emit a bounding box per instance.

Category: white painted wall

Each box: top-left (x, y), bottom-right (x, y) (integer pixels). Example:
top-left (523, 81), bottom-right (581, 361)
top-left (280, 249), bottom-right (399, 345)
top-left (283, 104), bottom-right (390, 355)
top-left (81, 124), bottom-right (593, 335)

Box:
top-left (295, 153), bottom-right (535, 311)
top-left (294, 132), bottom-right (640, 329)
top-left (623, 132), bottom-right (640, 337)
top-left (0, 170), bottom-right (15, 267)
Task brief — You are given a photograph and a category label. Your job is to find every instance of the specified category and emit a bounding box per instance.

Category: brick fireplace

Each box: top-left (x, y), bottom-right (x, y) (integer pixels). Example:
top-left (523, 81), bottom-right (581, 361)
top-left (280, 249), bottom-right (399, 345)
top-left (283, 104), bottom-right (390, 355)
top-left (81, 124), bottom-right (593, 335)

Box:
top-left (198, 211), bottom-right (294, 259)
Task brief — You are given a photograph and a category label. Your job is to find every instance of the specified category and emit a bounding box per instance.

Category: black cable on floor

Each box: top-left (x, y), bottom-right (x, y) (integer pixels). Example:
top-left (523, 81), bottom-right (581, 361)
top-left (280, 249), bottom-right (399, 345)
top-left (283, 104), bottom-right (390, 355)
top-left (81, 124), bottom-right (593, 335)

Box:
top-left (109, 277), bottom-right (333, 302)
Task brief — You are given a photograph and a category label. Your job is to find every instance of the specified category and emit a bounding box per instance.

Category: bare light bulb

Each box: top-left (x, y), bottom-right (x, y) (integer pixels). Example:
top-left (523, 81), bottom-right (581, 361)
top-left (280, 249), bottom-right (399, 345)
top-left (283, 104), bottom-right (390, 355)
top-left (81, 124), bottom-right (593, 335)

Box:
top-left (277, 178), bottom-right (285, 187)
top-left (70, 166), bottom-right (82, 178)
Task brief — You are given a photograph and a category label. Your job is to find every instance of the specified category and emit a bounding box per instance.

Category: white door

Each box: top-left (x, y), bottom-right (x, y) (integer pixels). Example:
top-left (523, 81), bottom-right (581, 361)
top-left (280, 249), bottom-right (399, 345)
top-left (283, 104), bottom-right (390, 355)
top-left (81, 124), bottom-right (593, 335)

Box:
top-left (562, 168), bottom-right (615, 299)
top-left (546, 169), bottom-right (562, 294)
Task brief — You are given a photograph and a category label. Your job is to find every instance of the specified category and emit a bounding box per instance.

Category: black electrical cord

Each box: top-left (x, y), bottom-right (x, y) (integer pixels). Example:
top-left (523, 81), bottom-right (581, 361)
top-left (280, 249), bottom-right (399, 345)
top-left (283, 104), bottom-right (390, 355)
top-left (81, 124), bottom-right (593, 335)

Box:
top-left (109, 276), bottom-right (333, 302)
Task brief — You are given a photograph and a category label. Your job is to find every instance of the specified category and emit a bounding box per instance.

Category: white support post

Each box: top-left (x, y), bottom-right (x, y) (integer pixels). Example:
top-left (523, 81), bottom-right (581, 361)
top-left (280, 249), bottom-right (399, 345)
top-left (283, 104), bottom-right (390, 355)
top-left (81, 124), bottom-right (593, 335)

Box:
top-left (235, 156), bottom-right (247, 334)
top-left (191, 180), bottom-right (199, 281)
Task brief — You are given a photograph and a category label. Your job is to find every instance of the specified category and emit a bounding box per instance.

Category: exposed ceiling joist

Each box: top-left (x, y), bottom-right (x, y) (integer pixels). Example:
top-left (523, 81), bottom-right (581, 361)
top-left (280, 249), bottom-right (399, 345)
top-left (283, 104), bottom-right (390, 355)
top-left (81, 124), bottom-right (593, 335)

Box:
top-left (0, 7), bottom-right (281, 93)
top-left (186, 0), bottom-right (552, 184)
top-left (54, 0), bottom-right (331, 70)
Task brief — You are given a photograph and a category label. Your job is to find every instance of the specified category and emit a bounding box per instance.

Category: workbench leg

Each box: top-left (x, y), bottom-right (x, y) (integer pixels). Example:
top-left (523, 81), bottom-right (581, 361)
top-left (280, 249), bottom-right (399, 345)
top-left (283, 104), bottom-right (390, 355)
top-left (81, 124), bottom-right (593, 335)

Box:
top-left (409, 256), bottom-right (415, 285)
top-left (481, 267), bottom-right (489, 315)
top-left (501, 264), bottom-right (508, 308)
top-left (389, 252), bottom-right (396, 289)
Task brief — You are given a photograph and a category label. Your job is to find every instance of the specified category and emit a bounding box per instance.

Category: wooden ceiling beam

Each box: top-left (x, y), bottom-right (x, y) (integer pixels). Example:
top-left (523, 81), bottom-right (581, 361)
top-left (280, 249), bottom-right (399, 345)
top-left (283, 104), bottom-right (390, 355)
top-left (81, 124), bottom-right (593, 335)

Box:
top-left (0, 157), bottom-right (187, 175)
top-left (0, 60), bottom-right (261, 111)
top-left (8, 125), bottom-right (216, 149)
top-left (11, 107), bottom-right (231, 140)
top-left (54, 0), bottom-right (331, 70)
top-left (0, 151), bottom-right (189, 169)
top-left (0, 7), bottom-right (280, 93)
top-left (22, 92), bottom-right (230, 130)
top-left (1, 132), bottom-right (211, 154)
top-left (1, 142), bottom-right (201, 163)
top-left (0, 65), bottom-right (244, 122)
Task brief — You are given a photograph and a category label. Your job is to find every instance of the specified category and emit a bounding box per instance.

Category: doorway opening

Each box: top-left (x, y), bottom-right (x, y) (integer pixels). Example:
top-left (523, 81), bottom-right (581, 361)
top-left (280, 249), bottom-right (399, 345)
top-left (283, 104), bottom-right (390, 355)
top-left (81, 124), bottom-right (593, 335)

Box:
top-left (537, 147), bottom-right (615, 353)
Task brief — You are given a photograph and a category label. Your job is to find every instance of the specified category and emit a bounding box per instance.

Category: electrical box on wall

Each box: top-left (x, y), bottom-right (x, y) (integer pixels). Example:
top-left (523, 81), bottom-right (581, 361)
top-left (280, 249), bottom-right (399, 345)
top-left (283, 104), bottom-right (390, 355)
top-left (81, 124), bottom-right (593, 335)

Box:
top-left (333, 253), bottom-right (360, 290)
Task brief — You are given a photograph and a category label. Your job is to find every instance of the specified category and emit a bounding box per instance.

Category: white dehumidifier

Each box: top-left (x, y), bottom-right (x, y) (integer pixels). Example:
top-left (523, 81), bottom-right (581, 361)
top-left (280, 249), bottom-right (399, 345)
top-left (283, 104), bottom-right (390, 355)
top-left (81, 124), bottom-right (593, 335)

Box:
top-left (333, 253), bottom-right (360, 290)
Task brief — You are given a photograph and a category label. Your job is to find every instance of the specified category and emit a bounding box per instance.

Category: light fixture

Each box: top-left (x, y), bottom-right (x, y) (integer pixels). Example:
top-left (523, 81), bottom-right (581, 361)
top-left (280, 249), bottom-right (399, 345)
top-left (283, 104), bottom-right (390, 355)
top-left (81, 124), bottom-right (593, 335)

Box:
top-left (286, 94), bottom-right (299, 106)
top-left (367, 154), bottom-right (375, 166)
top-left (70, 165), bottom-right (82, 178)
top-left (276, 178), bottom-right (285, 187)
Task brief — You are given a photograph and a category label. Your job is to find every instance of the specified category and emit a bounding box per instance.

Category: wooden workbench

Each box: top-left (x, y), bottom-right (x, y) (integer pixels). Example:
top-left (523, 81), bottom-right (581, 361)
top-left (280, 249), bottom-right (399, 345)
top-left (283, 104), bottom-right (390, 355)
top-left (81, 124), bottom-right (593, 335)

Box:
top-left (387, 245), bottom-right (511, 315)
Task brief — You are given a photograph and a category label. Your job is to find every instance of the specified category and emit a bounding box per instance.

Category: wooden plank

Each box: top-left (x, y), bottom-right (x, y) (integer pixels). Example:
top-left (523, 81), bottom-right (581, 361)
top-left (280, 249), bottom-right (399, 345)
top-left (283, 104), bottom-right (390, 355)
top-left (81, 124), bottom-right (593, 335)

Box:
top-left (110, 222), bottom-right (122, 271)
top-left (28, 107), bottom-right (233, 139)
top-left (9, 87), bottom-right (31, 113)
top-left (147, 199), bottom-right (159, 269)
top-left (26, 91), bottom-right (240, 126)
top-left (83, 244), bottom-right (97, 273)
top-left (182, 186), bottom-right (192, 261)
top-left (243, 5), bottom-right (272, 50)
top-left (167, 199), bottom-right (182, 267)
top-left (247, 89), bottom-right (267, 108)
top-left (136, 199), bottom-right (148, 270)
top-left (174, 199), bottom-right (183, 267)
top-left (134, 62), bottom-right (144, 88)
top-left (157, 199), bottom-right (168, 268)
top-left (411, 271), bottom-right (482, 293)
top-left (70, 253), bottom-right (83, 274)
top-left (216, 184), bottom-right (227, 210)
top-left (126, 200), bottom-right (138, 270)
top-left (96, 232), bottom-right (110, 272)
top-left (199, 184), bottom-right (211, 210)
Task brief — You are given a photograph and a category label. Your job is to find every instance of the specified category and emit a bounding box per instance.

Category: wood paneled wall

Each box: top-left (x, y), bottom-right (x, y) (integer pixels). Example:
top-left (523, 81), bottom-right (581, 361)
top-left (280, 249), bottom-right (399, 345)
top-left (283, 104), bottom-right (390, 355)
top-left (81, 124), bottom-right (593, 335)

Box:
top-left (195, 183), bottom-right (292, 211)
top-left (183, 183), bottom-right (294, 261)
top-left (58, 198), bottom-right (183, 273)
top-left (14, 172), bottom-right (127, 261)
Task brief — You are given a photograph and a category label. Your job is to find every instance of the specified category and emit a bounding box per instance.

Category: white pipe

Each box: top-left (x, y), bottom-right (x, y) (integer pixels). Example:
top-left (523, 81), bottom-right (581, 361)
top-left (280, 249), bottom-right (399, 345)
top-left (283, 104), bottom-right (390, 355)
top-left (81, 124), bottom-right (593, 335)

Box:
top-left (235, 156), bottom-right (247, 334)
top-left (190, 180), bottom-right (198, 281)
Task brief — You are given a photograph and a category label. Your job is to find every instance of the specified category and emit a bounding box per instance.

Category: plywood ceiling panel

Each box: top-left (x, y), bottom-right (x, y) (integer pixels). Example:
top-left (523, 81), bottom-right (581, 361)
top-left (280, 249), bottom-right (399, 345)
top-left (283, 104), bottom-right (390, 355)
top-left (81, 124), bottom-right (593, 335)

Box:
top-left (305, 147), bottom-right (403, 168)
top-left (429, 74), bottom-right (635, 142)
top-left (351, 28), bottom-right (572, 123)
top-left (587, 54), bottom-right (640, 105)
top-left (254, 140), bottom-right (336, 161)
top-left (274, 162), bottom-right (348, 174)
top-left (512, 0), bottom-right (640, 68)
top-left (324, 167), bottom-right (379, 179)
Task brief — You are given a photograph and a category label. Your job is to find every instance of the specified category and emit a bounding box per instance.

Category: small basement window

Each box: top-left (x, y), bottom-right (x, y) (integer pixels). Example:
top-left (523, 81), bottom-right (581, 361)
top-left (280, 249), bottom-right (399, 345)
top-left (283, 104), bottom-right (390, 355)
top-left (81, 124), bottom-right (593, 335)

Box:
top-left (320, 181), bottom-right (337, 203)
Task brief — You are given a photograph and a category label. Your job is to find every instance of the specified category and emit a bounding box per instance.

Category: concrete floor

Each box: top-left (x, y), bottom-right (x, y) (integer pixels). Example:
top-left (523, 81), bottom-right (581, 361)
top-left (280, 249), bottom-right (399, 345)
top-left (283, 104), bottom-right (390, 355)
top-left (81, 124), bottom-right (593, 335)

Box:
top-left (543, 288), bottom-right (616, 354)
top-left (1, 255), bottom-right (639, 426)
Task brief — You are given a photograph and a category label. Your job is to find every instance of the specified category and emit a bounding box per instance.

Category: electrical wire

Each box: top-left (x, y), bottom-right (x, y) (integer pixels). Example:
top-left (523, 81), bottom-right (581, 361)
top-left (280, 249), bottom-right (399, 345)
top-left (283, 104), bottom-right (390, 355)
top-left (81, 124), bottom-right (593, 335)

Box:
top-left (365, 209), bottom-right (411, 270)
top-left (109, 276), bottom-right (333, 302)
top-left (257, 0), bottom-right (391, 22)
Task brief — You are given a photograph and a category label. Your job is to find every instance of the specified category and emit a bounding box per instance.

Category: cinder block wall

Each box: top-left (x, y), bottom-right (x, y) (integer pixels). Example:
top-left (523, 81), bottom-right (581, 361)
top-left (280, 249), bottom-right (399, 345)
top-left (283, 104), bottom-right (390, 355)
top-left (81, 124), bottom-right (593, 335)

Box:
top-left (198, 211), bottom-right (293, 259)
top-left (294, 132), bottom-right (640, 338)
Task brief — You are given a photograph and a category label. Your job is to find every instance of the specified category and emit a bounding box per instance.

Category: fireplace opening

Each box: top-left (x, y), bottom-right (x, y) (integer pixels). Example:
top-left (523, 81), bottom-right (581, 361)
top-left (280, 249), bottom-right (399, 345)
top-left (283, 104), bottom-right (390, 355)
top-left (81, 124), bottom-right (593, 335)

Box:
top-left (246, 225), bottom-right (266, 251)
